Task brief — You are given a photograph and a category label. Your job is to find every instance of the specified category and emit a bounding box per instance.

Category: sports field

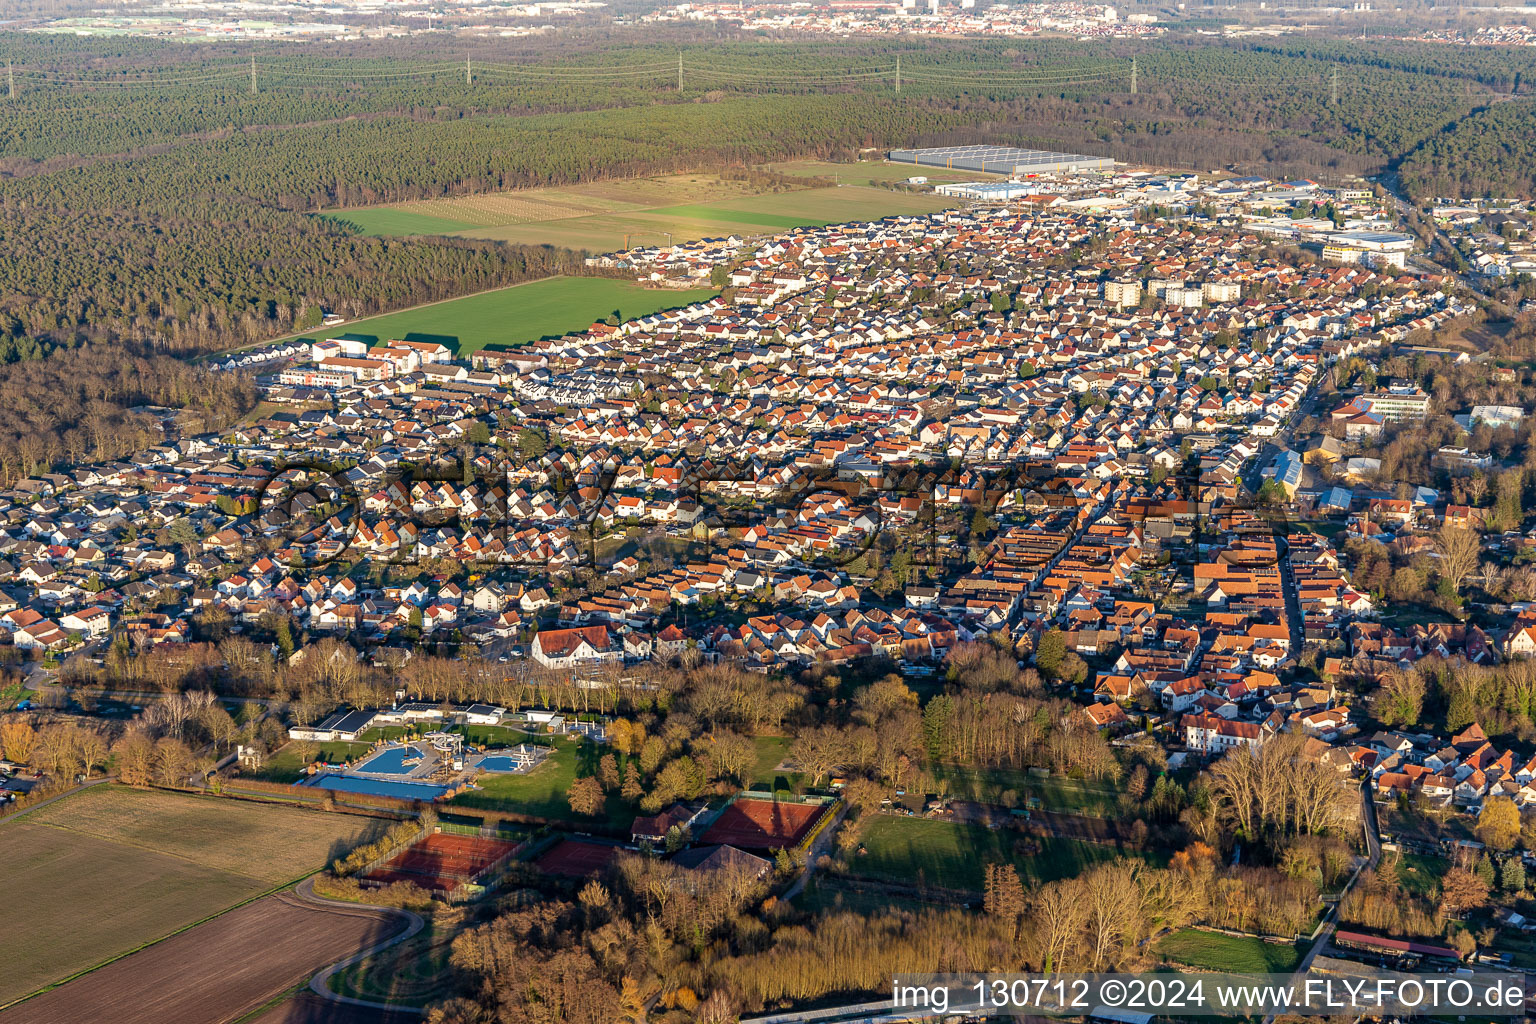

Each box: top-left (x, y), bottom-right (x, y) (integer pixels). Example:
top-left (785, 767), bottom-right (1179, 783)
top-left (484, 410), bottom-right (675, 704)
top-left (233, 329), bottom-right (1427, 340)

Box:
top-left (0, 785), bottom-right (383, 1004)
top-left (366, 832), bottom-right (519, 891)
top-left (537, 837), bottom-right (623, 878)
top-left (335, 169), bottom-right (957, 251)
top-left (846, 816), bottom-right (1123, 893)
top-left (701, 798), bottom-right (825, 850)
top-left (1153, 928), bottom-right (1305, 973)
top-left (272, 276), bottom-right (717, 357)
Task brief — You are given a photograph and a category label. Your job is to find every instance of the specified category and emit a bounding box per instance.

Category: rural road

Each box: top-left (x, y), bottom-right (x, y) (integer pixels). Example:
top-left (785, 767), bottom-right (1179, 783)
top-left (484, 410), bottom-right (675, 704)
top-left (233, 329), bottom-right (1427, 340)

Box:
top-left (782, 804), bottom-right (848, 902)
top-left (0, 776), bottom-right (111, 826)
top-left (1260, 779), bottom-right (1383, 1024)
top-left (297, 878), bottom-right (428, 1016)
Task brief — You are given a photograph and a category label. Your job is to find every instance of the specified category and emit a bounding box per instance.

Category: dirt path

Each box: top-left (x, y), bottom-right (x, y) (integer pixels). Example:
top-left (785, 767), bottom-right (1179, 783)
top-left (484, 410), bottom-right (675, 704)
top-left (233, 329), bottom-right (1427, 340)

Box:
top-left (295, 878), bottom-right (426, 1015)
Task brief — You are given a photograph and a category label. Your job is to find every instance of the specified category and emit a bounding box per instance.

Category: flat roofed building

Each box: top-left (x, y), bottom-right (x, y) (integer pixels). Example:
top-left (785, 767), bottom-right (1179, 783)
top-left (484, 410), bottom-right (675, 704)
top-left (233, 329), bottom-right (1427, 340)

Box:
top-left (888, 145), bottom-right (1114, 176)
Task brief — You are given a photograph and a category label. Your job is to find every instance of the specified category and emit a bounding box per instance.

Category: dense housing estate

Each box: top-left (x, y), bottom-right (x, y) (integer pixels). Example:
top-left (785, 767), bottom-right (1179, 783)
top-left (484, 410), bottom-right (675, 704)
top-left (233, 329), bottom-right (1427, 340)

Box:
top-left (0, 168), bottom-right (1504, 822)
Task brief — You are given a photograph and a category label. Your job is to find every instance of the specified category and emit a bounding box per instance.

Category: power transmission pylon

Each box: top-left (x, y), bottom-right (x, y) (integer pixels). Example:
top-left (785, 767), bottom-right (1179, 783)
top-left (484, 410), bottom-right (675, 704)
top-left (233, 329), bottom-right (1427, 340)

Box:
top-left (677, 51), bottom-right (683, 92)
top-left (249, 55), bottom-right (257, 95)
top-left (466, 53), bottom-right (472, 86)
top-left (1130, 55), bottom-right (1137, 95)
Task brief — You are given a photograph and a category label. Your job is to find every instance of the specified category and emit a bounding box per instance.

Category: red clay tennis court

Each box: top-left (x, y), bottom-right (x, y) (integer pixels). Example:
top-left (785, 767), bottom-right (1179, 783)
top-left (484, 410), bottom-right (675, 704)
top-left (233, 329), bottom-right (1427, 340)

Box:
top-left (700, 799), bottom-right (825, 850)
top-left (537, 838), bottom-right (621, 878)
top-left (365, 832), bottom-right (519, 891)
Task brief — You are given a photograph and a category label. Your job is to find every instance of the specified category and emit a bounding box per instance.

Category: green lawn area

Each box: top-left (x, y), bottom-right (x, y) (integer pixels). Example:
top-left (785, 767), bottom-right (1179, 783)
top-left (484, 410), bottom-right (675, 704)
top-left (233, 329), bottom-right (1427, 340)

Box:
top-left (326, 209), bottom-right (479, 237)
top-left (447, 736), bottom-right (632, 829)
top-left (1394, 852), bottom-right (1449, 898)
top-left (750, 735), bottom-right (794, 787)
top-left (846, 816), bottom-right (1124, 893)
top-left (1154, 928), bottom-right (1304, 973)
top-left (262, 276), bottom-right (717, 358)
top-left (931, 765), bottom-right (1125, 816)
top-left (452, 723), bottom-right (543, 748)
top-left (242, 740), bottom-right (372, 782)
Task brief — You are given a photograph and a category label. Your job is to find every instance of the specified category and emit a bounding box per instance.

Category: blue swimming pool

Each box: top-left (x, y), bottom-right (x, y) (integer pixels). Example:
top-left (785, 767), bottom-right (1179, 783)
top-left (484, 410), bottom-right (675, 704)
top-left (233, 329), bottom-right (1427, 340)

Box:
top-left (478, 756), bottom-right (527, 773)
top-left (304, 773), bottom-right (448, 801)
top-left (354, 746), bottom-right (418, 776)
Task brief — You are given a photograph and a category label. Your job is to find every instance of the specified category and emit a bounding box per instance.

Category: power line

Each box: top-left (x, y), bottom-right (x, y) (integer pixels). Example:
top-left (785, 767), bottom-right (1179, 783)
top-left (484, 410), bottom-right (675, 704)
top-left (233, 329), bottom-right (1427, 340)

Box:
top-left (1, 56), bottom-right (1126, 92)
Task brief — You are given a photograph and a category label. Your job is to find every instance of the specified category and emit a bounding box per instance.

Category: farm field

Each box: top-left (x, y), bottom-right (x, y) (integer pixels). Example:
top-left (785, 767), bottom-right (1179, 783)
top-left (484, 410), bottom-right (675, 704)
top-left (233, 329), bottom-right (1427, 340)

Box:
top-left (459, 185), bottom-right (954, 251)
top-left (2, 891), bottom-right (405, 1024)
top-left (334, 169), bottom-right (957, 252)
top-left (0, 786), bottom-right (384, 1004)
top-left (1153, 928), bottom-right (1305, 973)
top-left (23, 784), bottom-right (382, 882)
top-left (846, 816), bottom-right (1124, 893)
top-left (271, 276), bottom-right (717, 357)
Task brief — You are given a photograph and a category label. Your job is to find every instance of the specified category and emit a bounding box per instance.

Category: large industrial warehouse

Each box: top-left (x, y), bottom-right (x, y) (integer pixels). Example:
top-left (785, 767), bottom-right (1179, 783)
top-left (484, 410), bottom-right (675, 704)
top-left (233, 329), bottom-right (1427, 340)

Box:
top-left (888, 144), bottom-right (1115, 176)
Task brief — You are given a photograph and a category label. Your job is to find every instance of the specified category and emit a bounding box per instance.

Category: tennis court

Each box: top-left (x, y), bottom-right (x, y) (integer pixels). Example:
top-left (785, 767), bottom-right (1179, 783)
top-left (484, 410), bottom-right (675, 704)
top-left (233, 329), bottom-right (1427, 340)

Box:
top-left (536, 838), bottom-right (622, 878)
top-left (700, 799), bottom-right (826, 850)
top-left (365, 832), bottom-right (519, 891)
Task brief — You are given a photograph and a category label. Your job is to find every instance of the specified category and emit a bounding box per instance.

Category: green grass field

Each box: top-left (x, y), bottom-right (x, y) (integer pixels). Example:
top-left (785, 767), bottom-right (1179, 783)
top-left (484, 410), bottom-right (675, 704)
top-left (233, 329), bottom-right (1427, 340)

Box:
top-left (331, 916), bottom-right (462, 1008)
top-left (244, 740), bottom-right (372, 783)
top-left (1394, 852), bottom-right (1449, 898)
top-left (930, 765), bottom-right (1125, 817)
top-left (327, 209), bottom-right (479, 237)
top-left (447, 736), bottom-right (632, 829)
top-left (0, 785), bottom-right (381, 1004)
top-left (751, 735), bottom-right (794, 787)
top-left (846, 816), bottom-right (1124, 893)
top-left (1154, 928), bottom-right (1305, 973)
top-left (269, 276), bottom-right (717, 357)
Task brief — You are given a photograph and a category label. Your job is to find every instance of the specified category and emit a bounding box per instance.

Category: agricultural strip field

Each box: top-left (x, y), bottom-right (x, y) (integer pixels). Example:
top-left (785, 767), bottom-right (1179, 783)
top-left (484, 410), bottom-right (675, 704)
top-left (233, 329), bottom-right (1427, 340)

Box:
top-left (845, 815), bottom-right (1126, 893)
top-left (335, 170), bottom-right (956, 252)
top-left (452, 186), bottom-right (955, 251)
top-left (270, 276), bottom-right (717, 357)
top-left (1153, 928), bottom-right (1305, 973)
top-left (2, 891), bottom-right (406, 1024)
top-left (0, 785), bottom-right (383, 1004)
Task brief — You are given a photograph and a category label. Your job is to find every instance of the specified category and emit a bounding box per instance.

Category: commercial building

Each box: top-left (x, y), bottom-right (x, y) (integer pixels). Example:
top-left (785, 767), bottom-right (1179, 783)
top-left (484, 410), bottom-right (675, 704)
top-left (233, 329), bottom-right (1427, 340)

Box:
top-left (933, 181), bottom-right (1040, 200)
top-left (1358, 387), bottom-right (1431, 422)
top-left (889, 145), bottom-right (1114, 176)
top-left (1322, 230), bottom-right (1414, 269)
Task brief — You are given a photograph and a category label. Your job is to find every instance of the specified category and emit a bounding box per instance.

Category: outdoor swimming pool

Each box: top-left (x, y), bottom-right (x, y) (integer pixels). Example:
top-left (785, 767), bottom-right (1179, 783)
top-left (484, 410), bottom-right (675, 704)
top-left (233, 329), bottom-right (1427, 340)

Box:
top-left (303, 773), bottom-right (448, 801)
top-left (477, 755), bottom-right (531, 773)
top-left (354, 746), bottom-right (420, 776)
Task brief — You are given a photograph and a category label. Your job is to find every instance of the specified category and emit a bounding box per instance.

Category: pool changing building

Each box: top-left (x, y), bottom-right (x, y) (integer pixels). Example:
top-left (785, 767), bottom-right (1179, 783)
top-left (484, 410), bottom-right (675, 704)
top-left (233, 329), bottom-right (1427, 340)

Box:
top-left (889, 144), bottom-right (1115, 176)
